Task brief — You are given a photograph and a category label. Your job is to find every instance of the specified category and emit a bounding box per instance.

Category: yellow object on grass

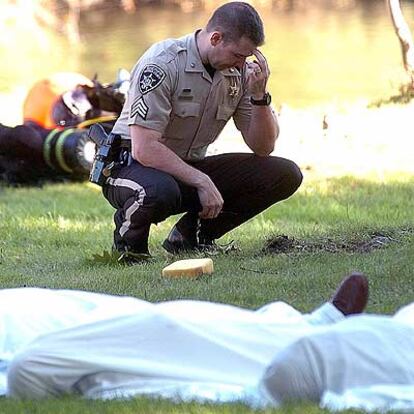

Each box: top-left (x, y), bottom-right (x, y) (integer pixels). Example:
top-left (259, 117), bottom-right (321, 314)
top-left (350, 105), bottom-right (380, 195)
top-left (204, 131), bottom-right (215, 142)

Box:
top-left (162, 258), bottom-right (214, 278)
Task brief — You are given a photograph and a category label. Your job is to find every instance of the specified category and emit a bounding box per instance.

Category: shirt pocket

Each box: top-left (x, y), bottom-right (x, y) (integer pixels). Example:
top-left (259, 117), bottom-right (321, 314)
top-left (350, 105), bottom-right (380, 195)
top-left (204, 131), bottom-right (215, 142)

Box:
top-left (174, 101), bottom-right (201, 118)
top-left (165, 101), bottom-right (201, 140)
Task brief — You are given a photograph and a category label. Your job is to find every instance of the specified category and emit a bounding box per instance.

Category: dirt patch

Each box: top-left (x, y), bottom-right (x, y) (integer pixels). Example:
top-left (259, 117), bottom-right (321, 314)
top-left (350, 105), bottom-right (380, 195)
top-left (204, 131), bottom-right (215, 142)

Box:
top-left (263, 228), bottom-right (413, 254)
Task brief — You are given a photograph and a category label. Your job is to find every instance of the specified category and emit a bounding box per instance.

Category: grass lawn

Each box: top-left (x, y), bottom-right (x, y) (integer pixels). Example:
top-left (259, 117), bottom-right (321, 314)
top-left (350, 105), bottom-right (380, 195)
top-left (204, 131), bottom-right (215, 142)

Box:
top-left (0, 171), bottom-right (413, 413)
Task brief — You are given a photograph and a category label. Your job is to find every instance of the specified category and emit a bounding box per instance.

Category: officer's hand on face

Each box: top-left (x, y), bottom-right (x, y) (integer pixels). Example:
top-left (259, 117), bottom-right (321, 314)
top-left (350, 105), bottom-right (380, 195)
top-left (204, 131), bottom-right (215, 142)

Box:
top-left (246, 49), bottom-right (270, 99)
top-left (197, 176), bottom-right (224, 219)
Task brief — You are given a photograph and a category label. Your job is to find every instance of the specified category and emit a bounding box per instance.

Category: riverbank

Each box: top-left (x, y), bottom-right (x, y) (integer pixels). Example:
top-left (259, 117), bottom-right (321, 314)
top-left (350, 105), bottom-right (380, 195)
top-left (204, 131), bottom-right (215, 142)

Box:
top-left (213, 101), bottom-right (414, 178)
top-left (1, 89), bottom-right (413, 178)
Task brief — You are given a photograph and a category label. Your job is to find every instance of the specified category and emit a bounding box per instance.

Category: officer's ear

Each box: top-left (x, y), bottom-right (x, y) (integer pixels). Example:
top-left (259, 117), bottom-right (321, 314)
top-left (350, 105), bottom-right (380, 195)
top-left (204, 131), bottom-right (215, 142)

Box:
top-left (210, 31), bottom-right (224, 47)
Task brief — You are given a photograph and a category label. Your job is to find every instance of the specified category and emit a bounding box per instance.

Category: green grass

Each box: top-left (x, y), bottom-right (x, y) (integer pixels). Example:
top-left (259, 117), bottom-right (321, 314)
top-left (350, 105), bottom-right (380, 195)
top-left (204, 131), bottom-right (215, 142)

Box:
top-left (0, 397), bottom-right (366, 414)
top-left (0, 171), bottom-right (413, 413)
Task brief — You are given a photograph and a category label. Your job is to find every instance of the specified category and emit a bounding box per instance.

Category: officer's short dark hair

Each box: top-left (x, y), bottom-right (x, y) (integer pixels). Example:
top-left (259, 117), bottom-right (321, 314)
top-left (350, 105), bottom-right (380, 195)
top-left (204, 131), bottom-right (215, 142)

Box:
top-left (206, 2), bottom-right (264, 46)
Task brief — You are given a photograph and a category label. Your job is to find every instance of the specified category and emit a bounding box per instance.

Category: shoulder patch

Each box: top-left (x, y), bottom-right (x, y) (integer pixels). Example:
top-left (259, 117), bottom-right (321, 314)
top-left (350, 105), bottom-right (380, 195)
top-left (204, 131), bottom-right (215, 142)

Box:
top-left (139, 64), bottom-right (166, 95)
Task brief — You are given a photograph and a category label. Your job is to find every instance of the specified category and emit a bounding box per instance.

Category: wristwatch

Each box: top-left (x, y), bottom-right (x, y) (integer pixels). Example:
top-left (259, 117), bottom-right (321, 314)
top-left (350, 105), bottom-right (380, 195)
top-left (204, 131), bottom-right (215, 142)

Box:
top-left (250, 92), bottom-right (271, 106)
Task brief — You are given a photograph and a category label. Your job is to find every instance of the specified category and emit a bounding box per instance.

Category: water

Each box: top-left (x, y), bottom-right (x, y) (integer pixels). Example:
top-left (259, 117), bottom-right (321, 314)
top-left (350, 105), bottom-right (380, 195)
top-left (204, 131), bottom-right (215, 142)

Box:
top-left (1, 1), bottom-right (413, 108)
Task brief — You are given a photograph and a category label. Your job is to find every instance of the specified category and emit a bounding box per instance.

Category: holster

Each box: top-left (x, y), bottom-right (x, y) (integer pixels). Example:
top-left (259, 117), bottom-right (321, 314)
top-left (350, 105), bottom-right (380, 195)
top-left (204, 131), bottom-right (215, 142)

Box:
top-left (88, 123), bottom-right (122, 186)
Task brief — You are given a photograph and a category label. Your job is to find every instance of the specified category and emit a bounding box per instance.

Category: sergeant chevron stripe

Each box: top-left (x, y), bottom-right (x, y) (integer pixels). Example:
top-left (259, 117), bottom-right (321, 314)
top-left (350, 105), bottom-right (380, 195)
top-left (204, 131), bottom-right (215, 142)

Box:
top-left (131, 96), bottom-right (149, 120)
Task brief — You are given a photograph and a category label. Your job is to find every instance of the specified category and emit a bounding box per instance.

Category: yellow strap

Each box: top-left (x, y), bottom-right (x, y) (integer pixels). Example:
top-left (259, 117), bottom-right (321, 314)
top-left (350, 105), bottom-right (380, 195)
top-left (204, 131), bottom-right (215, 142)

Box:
top-left (55, 128), bottom-right (75, 173)
top-left (43, 129), bottom-right (60, 169)
top-left (77, 115), bottom-right (117, 129)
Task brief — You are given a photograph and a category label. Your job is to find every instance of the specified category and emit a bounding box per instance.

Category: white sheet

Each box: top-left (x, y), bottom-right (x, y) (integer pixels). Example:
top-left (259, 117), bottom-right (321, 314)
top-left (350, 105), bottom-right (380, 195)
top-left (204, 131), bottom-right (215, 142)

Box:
top-left (0, 288), bottom-right (153, 394)
top-left (5, 288), bottom-right (414, 412)
top-left (6, 290), bottom-right (343, 401)
top-left (317, 302), bottom-right (414, 412)
top-left (260, 307), bottom-right (414, 412)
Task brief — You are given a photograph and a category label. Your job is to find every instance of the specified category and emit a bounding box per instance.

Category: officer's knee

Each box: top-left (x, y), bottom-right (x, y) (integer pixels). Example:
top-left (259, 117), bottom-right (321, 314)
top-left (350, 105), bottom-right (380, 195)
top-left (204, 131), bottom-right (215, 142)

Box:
top-left (288, 160), bottom-right (303, 191)
top-left (260, 338), bottom-right (323, 404)
top-left (277, 158), bottom-right (303, 194)
top-left (262, 156), bottom-right (303, 200)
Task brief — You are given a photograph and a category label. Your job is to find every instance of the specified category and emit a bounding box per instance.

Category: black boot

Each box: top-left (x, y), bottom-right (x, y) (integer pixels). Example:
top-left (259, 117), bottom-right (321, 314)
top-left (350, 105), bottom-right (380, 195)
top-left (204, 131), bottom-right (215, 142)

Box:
top-left (162, 213), bottom-right (238, 255)
top-left (162, 213), bottom-right (200, 254)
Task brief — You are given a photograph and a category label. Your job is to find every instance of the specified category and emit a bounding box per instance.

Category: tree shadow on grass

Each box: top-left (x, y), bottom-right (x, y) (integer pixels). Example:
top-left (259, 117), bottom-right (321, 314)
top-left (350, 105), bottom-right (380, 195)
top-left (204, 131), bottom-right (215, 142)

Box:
top-left (259, 175), bottom-right (414, 254)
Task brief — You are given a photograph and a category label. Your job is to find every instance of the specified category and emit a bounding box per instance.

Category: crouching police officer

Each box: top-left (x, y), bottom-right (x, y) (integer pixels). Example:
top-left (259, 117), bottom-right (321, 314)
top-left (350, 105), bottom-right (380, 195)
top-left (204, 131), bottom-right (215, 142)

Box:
top-left (93, 2), bottom-right (303, 264)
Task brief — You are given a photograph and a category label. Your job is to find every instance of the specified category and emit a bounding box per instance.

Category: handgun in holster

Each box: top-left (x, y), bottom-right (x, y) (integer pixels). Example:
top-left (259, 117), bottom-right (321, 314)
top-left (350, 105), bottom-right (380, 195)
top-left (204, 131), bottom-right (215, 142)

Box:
top-left (88, 123), bottom-right (120, 186)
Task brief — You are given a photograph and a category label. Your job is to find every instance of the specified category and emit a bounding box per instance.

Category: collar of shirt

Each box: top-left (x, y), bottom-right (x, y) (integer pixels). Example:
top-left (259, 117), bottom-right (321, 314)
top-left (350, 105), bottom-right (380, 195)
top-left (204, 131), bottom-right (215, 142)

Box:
top-left (184, 31), bottom-right (241, 80)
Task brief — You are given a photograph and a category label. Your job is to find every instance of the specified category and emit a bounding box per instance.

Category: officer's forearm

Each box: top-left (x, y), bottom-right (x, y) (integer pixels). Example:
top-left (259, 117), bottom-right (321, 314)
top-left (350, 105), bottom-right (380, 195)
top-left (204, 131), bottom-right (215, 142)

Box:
top-left (244, 106), bottom-right (279, 156)
top-left (131, 126), bottom-right (210, 189)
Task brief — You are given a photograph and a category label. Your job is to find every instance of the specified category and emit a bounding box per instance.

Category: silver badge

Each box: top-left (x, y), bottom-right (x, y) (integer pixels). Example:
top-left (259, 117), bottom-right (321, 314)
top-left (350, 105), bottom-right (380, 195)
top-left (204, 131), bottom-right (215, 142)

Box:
top-left (228, 78), bottom-right (239, 98)
top-left (228, 85), bottom-right (239, 98)
top-left (139, 64), bottom-right (166, 95)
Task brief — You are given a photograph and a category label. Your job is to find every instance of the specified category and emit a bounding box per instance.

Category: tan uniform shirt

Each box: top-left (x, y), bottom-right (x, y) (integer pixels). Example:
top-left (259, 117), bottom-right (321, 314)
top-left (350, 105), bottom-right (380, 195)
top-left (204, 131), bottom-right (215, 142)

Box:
top-left (112, 31), bottom-right (252, 161)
